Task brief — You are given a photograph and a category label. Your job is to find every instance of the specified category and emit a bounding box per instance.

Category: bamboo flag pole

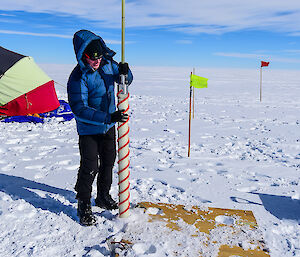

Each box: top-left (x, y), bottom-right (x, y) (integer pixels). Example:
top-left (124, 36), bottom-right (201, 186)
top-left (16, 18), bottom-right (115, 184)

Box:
top-left (192, 68), bottom-right (195, 119)
top-left (188, 71), bottom-right (208, 157)
top-left (121, 0), bottom-right (125, 65)
top-left (259, 61), bottom-right (269, 102)
top-left (192, 86), bottom-right (195, 119)
top-left (188, 71), bottom-right (192, 157)
top-left (117, 0), bottom-right (130, 218)
top-left (260, 66), bottom-right (262, 102)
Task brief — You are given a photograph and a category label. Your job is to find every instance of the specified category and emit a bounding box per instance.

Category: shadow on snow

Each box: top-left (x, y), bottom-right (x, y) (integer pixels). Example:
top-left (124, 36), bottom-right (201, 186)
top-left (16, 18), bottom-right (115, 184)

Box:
top-left (0, 173), bottom-right (77, 221)
top-left (231, 192), bottom-right (300, 221)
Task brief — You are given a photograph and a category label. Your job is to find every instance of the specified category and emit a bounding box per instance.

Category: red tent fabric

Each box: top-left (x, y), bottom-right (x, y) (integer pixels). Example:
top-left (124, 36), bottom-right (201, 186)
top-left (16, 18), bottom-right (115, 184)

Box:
top-left (0, 80), bottom-right (59, 116)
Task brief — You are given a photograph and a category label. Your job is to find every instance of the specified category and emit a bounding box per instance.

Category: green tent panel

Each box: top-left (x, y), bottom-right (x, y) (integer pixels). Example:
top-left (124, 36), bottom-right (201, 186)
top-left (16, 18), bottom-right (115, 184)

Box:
top-left (0, 56), bottom-right (51, 105)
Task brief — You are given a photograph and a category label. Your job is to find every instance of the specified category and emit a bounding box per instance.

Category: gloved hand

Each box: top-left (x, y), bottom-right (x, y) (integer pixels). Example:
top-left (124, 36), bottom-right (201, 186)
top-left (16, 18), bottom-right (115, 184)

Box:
top-left (118, 62), bottom-right (129, 75)
top-left (111, 110), bottom-right (128, 123)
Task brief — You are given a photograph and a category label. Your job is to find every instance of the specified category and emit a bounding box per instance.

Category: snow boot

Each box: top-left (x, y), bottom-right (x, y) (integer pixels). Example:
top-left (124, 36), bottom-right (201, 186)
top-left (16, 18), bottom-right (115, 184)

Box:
top-left (77, 200), bottom-right (97, 226)
top-left (95, 194), bottom-right (118, 210)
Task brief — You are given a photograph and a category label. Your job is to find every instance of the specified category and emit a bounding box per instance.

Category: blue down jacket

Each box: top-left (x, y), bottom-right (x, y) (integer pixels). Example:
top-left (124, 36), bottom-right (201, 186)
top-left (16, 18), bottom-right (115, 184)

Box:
top-left (67, 30), bottom-right (133, 135)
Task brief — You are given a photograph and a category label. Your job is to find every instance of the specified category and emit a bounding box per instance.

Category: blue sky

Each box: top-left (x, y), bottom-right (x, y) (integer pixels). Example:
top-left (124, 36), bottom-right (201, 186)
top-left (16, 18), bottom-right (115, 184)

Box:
top-left (1, 0), bottom-right (300, 69)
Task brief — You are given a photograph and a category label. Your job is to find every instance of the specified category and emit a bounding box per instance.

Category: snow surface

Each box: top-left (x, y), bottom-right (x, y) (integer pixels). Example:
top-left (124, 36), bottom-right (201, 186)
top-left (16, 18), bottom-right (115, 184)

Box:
top-left (0, 65), bottom-right (299, 256)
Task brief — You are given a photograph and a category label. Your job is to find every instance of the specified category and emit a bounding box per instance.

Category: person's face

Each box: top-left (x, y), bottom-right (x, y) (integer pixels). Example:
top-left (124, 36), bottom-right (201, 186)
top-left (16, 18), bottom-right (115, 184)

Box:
top-left (85, 56), bottom-right (101, 70)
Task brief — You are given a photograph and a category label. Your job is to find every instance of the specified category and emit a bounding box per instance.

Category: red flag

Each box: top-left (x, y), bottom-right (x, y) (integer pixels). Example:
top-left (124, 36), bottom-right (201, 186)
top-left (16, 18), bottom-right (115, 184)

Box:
top-left (261, 61), bottom-right (269, 67)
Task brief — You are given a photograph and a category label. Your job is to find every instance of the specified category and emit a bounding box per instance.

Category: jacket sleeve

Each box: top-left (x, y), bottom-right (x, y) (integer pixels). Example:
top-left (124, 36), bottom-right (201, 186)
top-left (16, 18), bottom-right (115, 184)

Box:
top-left (67, 74), bottom-right (111, 125)
top-left (111, 60), bottom-right (133, 85)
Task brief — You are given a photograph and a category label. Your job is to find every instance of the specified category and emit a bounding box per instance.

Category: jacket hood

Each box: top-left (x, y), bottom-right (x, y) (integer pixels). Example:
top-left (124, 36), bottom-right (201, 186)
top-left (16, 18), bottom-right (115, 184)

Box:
top-left (73, 30), bottom-right (116, 71)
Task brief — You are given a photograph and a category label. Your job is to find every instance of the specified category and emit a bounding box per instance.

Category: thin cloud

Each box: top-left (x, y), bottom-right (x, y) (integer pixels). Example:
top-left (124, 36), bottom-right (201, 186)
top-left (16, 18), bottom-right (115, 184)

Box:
top-left (214, 51), bottom-right (300, 64)
top-left (0, 18), bottom-right (21, 24)
top-left (214, 52), bottom-right (265, 59)
top-left (0, 29), bottom-right (130, 45)
top-left (1, 1), bottom-right (300, 35)
top-left (0, 13), bottom-right (15, 17)
top-left (0, 30), bottom-right (72, 38)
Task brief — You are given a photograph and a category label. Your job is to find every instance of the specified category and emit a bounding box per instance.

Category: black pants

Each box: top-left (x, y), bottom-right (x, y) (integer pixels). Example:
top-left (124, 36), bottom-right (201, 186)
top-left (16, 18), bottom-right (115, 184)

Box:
top-left (75, 126), bottom-right (116, 202)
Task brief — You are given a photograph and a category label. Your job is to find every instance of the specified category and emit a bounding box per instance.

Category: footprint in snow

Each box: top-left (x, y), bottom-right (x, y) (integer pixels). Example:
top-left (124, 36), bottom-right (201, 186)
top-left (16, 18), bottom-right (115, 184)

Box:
top-left (172, 185), bottom-right (185, 193)
top-left (192, 195), bottom-right (212, 203)
top-left (154, 179), bottom-right (168, 186)
top-left (217, 170), bottom-right (228, 175)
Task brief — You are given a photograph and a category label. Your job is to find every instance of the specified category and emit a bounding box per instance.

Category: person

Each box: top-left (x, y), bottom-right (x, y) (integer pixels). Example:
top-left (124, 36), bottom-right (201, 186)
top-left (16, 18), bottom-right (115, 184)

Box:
top-left (67, 30), bottom-right (133, 226)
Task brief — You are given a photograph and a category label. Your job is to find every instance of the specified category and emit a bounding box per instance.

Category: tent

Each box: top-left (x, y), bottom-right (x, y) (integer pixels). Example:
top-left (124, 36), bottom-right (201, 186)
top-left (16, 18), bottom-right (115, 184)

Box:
top-left (0, 46), bottom-right (60, 116)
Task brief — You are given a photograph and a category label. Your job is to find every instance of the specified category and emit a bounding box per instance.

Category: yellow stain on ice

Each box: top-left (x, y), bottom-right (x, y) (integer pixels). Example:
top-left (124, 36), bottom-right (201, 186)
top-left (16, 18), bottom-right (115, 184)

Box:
top-left (137, 202), bottom-right (270, 257)
top-left (218, 245), bottom-right (270, 257)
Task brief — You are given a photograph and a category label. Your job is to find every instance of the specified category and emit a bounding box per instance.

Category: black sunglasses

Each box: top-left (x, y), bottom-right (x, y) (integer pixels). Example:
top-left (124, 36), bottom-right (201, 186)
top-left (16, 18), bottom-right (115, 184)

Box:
top-left (84, 53), bottom-right (103, 61)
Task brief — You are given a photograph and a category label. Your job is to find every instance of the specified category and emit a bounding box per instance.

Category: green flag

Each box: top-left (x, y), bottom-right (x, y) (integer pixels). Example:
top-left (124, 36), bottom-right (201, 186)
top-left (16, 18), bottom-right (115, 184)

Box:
top-left (190, 74), bottom-right (208, 88)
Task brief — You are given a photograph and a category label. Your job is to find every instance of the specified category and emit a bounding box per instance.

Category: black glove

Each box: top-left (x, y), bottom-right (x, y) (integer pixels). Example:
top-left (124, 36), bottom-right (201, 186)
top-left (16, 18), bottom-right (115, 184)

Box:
top-left (111, 110), bottom-right (128, 123)
top-left (118, 62), bottom-right (129, 75)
